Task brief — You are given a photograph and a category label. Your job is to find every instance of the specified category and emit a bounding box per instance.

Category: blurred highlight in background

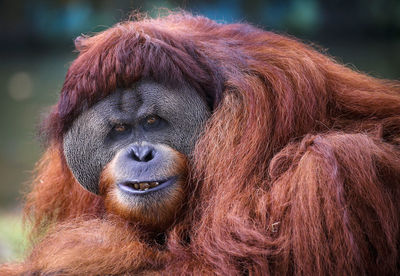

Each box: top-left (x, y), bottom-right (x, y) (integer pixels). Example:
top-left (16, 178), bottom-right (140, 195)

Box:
top-left (0, 0), bottom-right (399, 262)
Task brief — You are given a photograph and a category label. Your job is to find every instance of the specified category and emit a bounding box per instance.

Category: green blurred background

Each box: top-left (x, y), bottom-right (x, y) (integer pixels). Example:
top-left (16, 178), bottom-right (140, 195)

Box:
top-left (1, 0), bottom-right (399, 263)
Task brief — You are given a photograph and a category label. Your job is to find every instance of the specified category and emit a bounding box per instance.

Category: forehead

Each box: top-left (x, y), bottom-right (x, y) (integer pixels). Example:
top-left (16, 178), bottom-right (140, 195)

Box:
top-left (99, 80), bottom-right (205, 117)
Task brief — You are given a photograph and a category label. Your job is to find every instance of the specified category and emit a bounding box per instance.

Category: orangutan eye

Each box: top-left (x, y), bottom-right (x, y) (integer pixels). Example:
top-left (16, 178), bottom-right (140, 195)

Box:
top-left (142, 115), bottom-right (164, 131)
top-left (146, 115), bottom-right (158, 125)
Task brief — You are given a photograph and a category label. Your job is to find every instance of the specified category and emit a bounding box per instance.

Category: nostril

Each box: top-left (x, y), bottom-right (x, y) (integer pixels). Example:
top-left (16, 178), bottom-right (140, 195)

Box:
top-left (131, 145), bottom-right (155, 162)
top-left (143, 150), bottom-right (154, 162)
top-left (131, 152), bottom-right (141, 162)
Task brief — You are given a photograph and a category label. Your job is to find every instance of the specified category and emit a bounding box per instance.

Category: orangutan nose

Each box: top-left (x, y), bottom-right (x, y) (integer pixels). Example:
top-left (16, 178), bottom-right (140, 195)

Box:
top-left (130, 145), bottom-right (156, 162)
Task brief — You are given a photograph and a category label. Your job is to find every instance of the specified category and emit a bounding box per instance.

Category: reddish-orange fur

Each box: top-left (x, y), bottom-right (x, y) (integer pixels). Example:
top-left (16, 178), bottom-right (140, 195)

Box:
top-left (24, 146), bottom-right (104, 241)
top-left (1, 12), bottom-right (400, 275)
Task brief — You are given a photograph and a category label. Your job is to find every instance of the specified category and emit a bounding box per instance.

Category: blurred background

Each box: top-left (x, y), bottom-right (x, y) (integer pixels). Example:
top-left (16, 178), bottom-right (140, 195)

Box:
top-left (1, 0), bottom-right (399, 262)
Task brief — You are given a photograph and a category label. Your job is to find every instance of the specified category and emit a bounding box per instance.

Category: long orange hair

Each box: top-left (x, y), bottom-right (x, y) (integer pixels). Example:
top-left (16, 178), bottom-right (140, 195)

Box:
top-left (2, 12), bottom-right (399, 275)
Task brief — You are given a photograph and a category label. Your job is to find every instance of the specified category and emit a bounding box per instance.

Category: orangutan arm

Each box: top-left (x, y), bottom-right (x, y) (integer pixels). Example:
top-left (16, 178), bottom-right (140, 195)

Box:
top-left (267, 132), bottom-right (400, 275)
top-left (1, 218), bottom-right (166, 276)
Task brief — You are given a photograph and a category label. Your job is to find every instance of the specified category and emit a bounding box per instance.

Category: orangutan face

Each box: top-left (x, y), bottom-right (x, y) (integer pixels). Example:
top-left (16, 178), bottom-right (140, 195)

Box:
top-left (63, 80), bottom-right (210, 228)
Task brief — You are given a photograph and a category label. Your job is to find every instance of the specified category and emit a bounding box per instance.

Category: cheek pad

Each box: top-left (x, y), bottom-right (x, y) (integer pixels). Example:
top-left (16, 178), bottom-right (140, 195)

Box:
top-left (63, 113), bottom-right (116, 194)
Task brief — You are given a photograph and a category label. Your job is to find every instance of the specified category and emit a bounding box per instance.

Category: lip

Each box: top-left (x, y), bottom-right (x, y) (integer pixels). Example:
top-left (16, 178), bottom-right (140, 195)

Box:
top-left (118, 176), bottom-right (178, 195)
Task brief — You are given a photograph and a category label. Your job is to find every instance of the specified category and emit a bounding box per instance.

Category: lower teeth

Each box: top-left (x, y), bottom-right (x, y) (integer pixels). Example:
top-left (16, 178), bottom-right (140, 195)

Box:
top-left (132, 182), bottom-right (159, 191)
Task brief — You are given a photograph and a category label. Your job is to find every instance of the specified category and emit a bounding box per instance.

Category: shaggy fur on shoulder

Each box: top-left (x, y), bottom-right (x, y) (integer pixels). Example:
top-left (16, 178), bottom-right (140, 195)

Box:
top-left (1, 12), bottom-right (400, 275)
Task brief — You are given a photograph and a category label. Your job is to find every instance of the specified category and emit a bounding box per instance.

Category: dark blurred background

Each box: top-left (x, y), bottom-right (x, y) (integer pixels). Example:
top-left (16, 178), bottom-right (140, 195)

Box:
top-left (0, 0), bottom-right (399, 262)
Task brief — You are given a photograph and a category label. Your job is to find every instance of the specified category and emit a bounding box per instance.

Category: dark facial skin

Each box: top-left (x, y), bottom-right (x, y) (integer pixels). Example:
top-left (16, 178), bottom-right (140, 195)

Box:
top-left (63, 80), bottom-right (210, 227)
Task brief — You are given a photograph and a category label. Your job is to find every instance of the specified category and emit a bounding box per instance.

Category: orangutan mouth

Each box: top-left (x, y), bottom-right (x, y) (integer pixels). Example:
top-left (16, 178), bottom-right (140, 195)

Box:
top-left (118, 176), bottom-right (178, 195)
